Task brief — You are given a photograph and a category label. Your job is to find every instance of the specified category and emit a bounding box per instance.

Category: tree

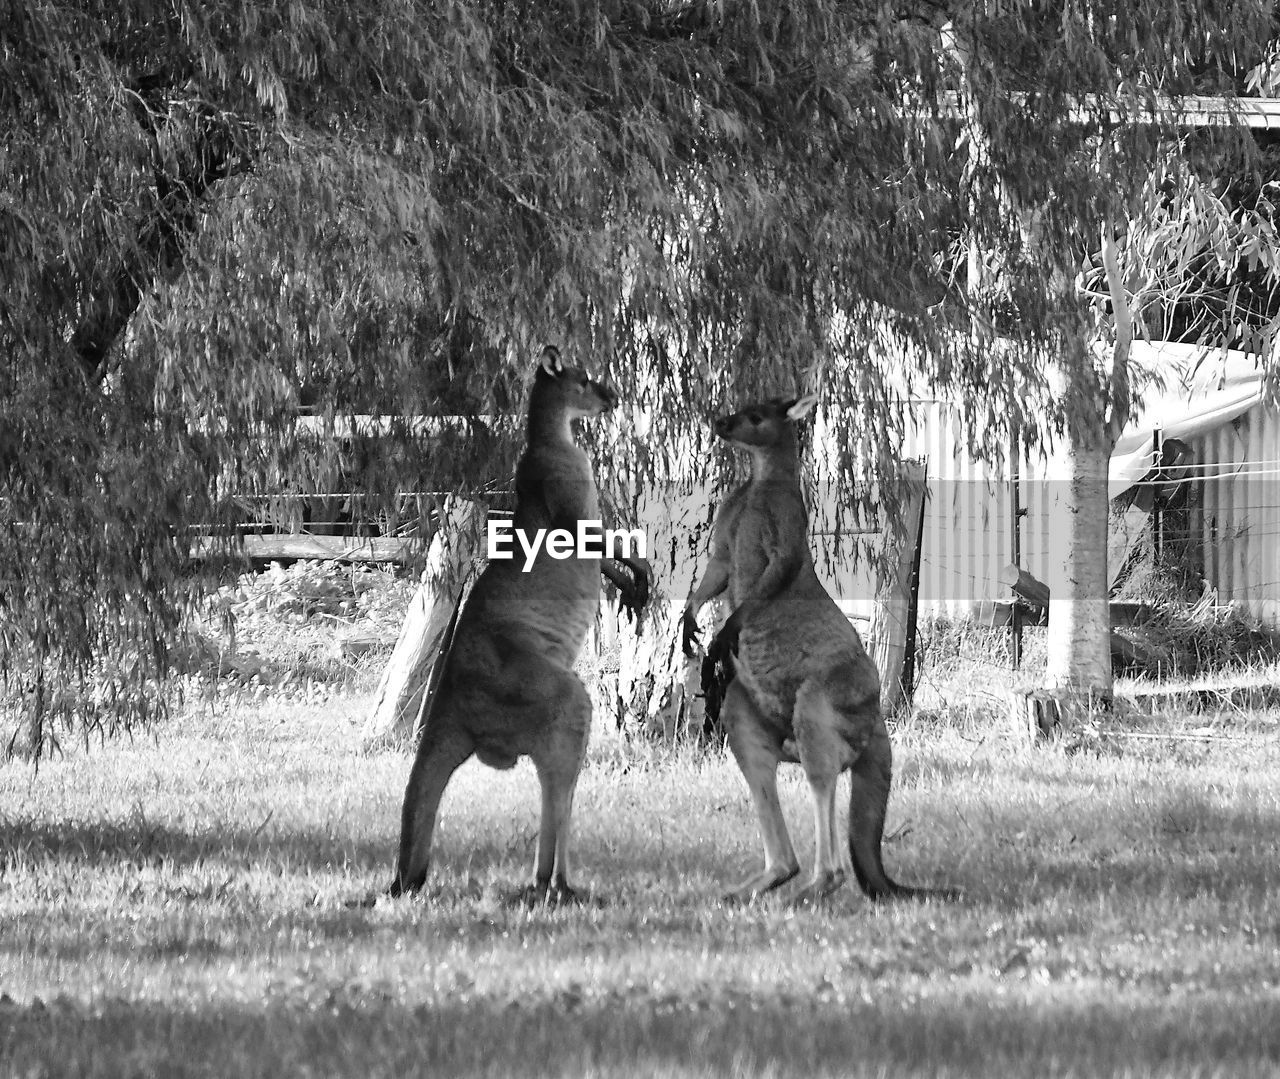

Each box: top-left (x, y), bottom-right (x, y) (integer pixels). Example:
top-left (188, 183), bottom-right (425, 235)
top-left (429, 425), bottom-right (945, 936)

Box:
top-left (942, 5), bottom-right (1280, 714)
top-left (0, 0), bottom-right (963, 753)
top-left (1040, 162), bottom-right (1280, 709)
top-left (3, 1), bottom-right (1275, 752)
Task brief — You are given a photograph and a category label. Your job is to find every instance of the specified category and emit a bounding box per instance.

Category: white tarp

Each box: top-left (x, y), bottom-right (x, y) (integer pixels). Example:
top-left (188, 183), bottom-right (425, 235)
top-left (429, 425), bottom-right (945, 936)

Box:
top-left (1018, 342), bottom-right (1266, 491)
top-left (1108, 342), bottom-right (1266, 496)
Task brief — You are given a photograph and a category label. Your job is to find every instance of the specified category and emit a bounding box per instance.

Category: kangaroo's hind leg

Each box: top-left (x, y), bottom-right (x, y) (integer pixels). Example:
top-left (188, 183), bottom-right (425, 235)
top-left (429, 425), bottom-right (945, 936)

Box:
top-left (802, 656), bottom-right (950, 901)
top-left (791, 676), bottom-right (858, 904)
top-left (392, 716), bottom-right (476, 897)
top-left (525, 667), bottom-right (592, 905)
top-left (722, 679), bottom-right (800, 903)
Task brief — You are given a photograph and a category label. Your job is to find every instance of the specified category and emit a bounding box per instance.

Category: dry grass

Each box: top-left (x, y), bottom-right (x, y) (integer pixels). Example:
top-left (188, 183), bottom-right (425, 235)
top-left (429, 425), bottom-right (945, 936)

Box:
top-left (3, 687), bottom-right (1280, 1077)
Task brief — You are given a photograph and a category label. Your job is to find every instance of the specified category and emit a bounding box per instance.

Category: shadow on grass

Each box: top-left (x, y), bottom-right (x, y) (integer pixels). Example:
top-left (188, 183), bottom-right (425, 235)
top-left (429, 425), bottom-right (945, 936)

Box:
top-left (2, 986), bottom-right (1279, 1078)
top-left (0, 814), bottom-right (606, 916)
top-left (5, 776), bottom-right (1280, 915)
top-left (0, 816), bottom-right (391, 875)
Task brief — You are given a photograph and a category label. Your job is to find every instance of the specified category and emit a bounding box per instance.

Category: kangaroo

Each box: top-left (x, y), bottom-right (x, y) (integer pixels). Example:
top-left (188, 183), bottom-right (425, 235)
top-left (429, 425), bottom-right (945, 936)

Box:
top-left (683, 394), bottom-right (956, 905)
top-left (390, 345), bottom-right (649, 903)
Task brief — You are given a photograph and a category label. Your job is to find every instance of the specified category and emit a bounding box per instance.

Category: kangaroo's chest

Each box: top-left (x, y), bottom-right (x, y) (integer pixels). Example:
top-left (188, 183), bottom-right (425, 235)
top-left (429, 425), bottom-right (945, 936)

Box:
top-left (514, 444), bottom-right (599, 532)
top-left (515, 556), bottom-right (600, 653)
top-left (724, 488), bottom-right (807, 607)
top-left (497, 440), bottom-right (601, 664)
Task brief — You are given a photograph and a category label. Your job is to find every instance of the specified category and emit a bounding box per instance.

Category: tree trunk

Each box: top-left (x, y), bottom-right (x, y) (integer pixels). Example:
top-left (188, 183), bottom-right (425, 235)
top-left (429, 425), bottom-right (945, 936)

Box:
top-left (614, 481), bottom-right (715, 738)
top-left (360, 499), bottom-right (485, 749)
top-left (1043, 427), bottom-right (1114, 712)
top-left (872, 460), bottom-right (927, 715)
top-left (1040, 222), bottom-right (1133, 723)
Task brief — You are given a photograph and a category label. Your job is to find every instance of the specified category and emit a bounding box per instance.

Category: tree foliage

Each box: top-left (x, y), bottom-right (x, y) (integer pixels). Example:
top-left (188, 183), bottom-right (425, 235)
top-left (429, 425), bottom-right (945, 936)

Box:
top-left (2, 0), bottom-right (1277, 751)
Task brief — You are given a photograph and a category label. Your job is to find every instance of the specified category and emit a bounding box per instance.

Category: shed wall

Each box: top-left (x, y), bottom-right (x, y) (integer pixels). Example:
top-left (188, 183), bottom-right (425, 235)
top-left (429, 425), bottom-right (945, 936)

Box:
top-left (1188, 403), bottom-right (1280, 627)
top-left (892, 400), bottom-right (1280, 627)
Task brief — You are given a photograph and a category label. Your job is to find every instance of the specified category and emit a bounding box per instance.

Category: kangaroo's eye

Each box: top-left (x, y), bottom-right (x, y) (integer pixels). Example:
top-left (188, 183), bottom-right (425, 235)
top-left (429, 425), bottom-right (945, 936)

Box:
top-left (579, 376), bottom-right (590, 388)
top-left (748, 412), bottom-right (762, 424)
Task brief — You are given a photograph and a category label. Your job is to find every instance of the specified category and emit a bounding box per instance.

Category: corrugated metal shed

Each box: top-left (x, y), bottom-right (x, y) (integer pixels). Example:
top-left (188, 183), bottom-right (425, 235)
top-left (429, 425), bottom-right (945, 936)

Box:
top-left (891, 394), bottom-right (1280, 628)
top-left (1189, 402), bottom-right (1280, 626)
top-left (900, 400), bottom-right (1055, 618)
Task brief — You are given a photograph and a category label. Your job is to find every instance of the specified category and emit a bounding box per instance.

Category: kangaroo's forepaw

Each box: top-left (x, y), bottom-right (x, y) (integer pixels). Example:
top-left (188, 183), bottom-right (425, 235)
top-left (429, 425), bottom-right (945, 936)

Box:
top-left (681, 612), bottom-right (702, 658)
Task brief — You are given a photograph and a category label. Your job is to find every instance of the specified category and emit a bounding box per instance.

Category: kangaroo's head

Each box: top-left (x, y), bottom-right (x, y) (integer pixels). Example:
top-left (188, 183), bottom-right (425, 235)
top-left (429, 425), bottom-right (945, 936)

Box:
top-left (713, 394), bottom-right (818, 452)
top-left (524, 350), bottom-right (614, 424)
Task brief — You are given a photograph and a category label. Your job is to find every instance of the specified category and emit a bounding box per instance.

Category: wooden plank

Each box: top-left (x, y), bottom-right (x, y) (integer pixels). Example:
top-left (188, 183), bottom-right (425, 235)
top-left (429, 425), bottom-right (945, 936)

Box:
top-left (192, 534), bottom-right (425, 563)
top-left (1110, 601), bottom-right (1153, 626)
top-left (1108, 503), bottom-right (1151, 589)
top-left (360, 500), bottom-right (485, 747)
top-left (998, 563), bottom-right (1051, 609)
top-left (1110, 630), bottom-right (1171, 673)
top-left (1134, 94), bottom-right (1280, 129)
top-left (994, 564), bottom-right (1167, 672)
top-left (998, 566), bottom-right (1151, 624)
top-left (970, 599), bottom-right (1147, 628)
top-left (1013, 689), bottom-right (1064, 742)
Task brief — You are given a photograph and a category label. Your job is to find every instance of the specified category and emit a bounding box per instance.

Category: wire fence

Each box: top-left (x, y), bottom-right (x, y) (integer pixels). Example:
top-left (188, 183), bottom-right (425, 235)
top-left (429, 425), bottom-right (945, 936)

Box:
top-left (218, 431), bottom-right (1280, 629)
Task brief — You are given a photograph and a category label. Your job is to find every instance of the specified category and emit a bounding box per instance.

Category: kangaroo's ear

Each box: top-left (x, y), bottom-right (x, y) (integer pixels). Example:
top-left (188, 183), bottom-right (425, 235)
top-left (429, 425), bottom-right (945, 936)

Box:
top-left (539, 345), bottom-right (564, 376)
top-left (785, 393), bottom-right (818, 421)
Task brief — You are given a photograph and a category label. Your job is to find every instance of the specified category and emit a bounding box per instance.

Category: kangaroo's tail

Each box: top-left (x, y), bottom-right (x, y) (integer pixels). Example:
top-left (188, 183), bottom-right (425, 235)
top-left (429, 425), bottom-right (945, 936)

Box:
top-left (848, 731), bottom-right (960, 902)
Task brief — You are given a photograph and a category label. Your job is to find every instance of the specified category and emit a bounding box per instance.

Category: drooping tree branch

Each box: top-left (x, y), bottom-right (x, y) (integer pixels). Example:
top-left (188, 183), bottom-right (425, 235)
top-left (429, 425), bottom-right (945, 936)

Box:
top-left (69, 90), bottom-right (253, 383)
top-left (1100, 219), bottom-right (1134, 443)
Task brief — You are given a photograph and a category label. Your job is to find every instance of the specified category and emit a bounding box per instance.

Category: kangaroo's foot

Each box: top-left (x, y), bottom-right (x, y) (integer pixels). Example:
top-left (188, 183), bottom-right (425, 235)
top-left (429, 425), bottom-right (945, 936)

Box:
top-left (386, 867), bottom-right (429, 899)
top-left (721, 863), bottom-right (800, 905)
top-left (544, 879), bottom-right (583, 906)
top-left (512, 876), bottom-right (583, 908)
top-left (790, 867), bottom-right (848, 907)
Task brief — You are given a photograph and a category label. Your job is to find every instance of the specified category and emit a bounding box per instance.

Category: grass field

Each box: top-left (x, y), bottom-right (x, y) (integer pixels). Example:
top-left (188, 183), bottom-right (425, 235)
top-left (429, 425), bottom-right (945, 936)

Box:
top-left (4, 686), bottom-right (1280, 1077)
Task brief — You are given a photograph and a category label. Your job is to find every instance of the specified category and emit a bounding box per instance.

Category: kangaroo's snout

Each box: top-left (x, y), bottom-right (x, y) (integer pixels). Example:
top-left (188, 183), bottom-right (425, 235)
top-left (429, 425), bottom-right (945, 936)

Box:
top-left (597, 382), bottom-right (619, 410)
top-left (713, 414), bottom-right (733, 438)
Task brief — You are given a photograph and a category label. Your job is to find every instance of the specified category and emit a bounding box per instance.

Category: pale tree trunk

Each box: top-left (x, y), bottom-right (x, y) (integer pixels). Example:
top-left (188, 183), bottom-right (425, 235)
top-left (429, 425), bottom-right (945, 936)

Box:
top-left (612, 481), bottom-right (714, 738)
top-left (1034, 221), bottom-right (1133, 731)
top-left (1043, 425), bottom-right (1114, 704)
top-left (360, 499), bottom-right (485, 749)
